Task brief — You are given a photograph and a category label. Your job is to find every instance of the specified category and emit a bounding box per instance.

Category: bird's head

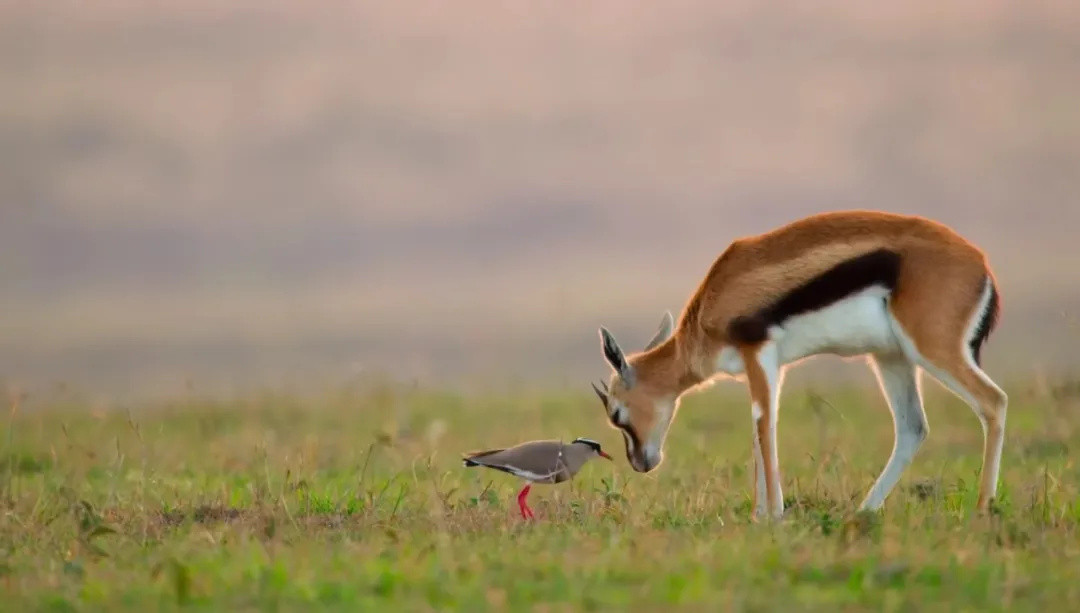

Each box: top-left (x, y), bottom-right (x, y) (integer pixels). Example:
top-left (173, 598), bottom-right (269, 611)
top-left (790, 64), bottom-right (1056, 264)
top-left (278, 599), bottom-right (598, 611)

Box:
top-left (571, 437), bottom-right (613, 461)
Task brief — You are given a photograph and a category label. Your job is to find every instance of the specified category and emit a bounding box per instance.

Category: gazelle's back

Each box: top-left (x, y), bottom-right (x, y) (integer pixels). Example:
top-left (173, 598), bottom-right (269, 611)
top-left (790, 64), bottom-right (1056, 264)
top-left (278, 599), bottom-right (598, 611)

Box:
top-left (678, 210), bottom-right (991, 345)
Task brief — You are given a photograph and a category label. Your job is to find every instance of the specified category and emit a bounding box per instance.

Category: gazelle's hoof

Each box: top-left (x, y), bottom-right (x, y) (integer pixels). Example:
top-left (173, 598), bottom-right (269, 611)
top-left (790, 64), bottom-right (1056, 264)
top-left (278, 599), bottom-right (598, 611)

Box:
top-left (751, 507), bottom-right (786, 523)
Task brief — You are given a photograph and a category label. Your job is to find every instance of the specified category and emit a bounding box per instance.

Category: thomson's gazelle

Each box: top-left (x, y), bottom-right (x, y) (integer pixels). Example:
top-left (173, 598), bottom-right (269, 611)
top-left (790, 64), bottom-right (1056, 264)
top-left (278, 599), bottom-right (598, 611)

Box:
top-left (590, 210), bottom-right (1006, 520)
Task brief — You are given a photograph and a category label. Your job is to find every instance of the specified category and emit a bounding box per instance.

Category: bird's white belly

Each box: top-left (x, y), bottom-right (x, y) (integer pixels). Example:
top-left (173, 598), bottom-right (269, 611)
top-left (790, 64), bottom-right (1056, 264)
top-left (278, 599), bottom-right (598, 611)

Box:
top-left (770, 285), bottom-right (900, 364)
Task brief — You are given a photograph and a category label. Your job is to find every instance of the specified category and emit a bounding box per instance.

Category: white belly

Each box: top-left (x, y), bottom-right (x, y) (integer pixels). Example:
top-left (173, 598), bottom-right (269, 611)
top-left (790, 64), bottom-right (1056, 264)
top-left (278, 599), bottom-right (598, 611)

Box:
top-left (771, 285), bottom-right (900, 364)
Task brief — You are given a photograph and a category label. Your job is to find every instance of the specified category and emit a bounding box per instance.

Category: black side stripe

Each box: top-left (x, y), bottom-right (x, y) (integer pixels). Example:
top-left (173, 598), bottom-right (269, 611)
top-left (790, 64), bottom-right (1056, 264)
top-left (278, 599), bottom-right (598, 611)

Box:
top-left (727, 248), bottom-right (903, 345)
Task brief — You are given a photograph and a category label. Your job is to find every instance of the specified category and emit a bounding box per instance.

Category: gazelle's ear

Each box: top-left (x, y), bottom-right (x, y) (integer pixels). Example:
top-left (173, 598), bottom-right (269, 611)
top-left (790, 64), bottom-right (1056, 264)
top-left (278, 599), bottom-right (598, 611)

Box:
top-left (643, 311), bottom-right (674, 351)
top-left (599, 326), bottom-right (635, 385)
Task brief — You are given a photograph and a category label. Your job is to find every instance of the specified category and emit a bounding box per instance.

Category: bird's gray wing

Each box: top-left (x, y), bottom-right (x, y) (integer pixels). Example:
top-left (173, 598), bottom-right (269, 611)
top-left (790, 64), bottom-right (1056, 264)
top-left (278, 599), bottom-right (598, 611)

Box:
top-left (465, 440), bottom-right (567, 483)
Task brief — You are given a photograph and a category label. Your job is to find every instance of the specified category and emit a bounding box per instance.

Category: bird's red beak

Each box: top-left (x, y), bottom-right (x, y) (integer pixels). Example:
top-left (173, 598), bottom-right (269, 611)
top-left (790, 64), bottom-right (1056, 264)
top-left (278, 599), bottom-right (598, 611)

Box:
top-left (599, 450), bottom-right (613, 461)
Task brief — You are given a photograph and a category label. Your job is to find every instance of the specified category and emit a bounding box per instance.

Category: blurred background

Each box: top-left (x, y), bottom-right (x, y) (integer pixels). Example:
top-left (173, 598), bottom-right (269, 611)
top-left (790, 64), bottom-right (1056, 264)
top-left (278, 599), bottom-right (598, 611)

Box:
top-left (3, 2), bottom-right (1079, 403)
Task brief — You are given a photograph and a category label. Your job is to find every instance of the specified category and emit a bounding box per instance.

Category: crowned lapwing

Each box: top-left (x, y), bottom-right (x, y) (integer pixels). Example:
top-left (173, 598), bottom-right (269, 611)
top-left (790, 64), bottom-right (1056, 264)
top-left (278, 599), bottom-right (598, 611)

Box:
top-left (462, 437), bottom-right (612, 519)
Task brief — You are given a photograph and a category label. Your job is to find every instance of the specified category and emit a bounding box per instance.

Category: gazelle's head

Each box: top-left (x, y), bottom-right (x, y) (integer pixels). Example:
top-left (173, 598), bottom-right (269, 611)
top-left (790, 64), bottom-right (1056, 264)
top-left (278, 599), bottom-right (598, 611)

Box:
top-left (590, 312), bottom-right (678, 473)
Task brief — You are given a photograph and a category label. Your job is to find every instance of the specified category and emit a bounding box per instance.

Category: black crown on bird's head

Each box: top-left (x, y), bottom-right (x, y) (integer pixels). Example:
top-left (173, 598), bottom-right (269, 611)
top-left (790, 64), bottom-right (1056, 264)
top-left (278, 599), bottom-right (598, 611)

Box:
top-left (571, 437), bottom-right (604, 453)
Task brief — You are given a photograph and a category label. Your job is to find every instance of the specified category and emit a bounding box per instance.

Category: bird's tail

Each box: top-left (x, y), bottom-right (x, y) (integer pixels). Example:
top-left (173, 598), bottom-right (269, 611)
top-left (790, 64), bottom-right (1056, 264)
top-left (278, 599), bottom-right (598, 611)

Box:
top-left (461, 448), bottom-right (503, 467)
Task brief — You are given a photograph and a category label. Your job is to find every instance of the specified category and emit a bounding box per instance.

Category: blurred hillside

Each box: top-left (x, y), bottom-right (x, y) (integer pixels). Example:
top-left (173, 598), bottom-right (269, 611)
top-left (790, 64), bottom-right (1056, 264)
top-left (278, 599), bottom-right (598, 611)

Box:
top-left (3, 2), bottom-right (1080, 400)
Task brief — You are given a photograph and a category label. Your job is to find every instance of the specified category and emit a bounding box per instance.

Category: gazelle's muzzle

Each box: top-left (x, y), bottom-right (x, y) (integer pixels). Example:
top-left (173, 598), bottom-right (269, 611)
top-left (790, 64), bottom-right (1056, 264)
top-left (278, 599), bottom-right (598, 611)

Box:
top-left (630, 449), bottom-right (661, 473)
top-left (622, 433), bottom-right (661, 473)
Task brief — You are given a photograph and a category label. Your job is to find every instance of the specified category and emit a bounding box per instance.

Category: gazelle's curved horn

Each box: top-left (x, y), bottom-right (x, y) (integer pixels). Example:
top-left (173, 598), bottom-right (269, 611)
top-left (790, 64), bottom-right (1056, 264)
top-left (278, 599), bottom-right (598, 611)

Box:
top-left (590, 381), bottom-right (609, 406)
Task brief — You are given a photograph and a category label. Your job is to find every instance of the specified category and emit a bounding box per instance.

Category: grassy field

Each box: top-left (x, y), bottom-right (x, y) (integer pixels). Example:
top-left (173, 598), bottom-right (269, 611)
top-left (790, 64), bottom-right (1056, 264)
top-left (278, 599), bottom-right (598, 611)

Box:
top-left (1, 373), bottom-right (1078, 611)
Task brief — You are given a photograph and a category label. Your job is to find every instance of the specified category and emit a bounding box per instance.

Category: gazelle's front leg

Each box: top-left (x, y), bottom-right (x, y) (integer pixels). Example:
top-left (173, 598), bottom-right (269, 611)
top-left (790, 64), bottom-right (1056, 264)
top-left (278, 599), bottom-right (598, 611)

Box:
top-left (751, 431), bottom-right (768, 519)
top-left (741, 342), bottom-right (784, 521)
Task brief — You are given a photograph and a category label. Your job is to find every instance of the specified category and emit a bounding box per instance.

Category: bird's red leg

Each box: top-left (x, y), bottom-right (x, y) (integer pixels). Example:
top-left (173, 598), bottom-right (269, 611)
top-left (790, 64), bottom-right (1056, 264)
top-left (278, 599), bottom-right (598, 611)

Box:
top-left (516, 485), bottom-right (533, 520)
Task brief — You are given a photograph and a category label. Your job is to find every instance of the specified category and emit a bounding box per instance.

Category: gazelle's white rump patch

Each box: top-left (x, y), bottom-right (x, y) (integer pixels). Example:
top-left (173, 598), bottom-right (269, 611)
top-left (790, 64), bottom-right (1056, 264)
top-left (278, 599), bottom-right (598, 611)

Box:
top-left (962, 277), bottom-right (1007, 400)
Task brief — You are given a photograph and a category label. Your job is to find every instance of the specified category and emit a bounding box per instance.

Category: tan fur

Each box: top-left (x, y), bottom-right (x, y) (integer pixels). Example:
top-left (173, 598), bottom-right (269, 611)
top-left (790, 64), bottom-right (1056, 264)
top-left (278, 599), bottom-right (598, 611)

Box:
top-left (677, 211), bottom-right (990, 369)
top-left (598, 210), bottom-right (1005, 515)
top-left (740, 343), bottom-right (780, 517)
top-left (886, 252), bottom-right (1007, 509)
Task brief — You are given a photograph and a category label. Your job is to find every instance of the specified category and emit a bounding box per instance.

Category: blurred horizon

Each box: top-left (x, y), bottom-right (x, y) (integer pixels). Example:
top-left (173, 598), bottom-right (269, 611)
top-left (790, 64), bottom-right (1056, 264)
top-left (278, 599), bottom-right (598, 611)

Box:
top-left (4, 2), bottom-right (1080, 402)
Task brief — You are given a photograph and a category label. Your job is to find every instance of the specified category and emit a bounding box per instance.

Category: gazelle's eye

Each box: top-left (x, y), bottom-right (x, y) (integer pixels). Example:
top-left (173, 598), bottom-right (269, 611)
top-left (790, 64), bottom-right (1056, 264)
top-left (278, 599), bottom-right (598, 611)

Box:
top-left (610, 407), bottom-right (626, 426)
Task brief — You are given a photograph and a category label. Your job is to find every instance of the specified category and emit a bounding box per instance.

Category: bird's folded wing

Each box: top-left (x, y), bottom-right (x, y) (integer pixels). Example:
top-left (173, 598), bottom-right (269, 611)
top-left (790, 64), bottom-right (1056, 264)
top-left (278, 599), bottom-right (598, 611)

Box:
top-left (487, 463), bottom-right (563, 482)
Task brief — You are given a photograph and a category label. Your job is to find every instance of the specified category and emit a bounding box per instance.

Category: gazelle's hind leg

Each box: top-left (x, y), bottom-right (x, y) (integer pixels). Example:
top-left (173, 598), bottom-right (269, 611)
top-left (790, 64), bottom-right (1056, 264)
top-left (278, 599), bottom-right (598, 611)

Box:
top-left (909, 348), bottom-right (1006, 511)
top-left (888, 272), bottom-right (1008, 512)
top-left (858, 354), bottom-right (928, 511)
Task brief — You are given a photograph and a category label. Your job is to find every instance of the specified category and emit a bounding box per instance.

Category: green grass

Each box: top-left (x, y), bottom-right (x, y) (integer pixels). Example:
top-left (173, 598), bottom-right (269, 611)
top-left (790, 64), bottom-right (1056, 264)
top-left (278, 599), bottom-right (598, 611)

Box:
top-left (1, 376), bottom-right (1078, 611)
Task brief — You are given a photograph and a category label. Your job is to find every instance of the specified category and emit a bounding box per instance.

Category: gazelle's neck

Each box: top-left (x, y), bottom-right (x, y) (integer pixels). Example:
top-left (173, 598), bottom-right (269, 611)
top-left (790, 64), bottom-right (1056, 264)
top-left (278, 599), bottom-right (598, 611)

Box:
top-left (631, 335), bottom-right (707, 399)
